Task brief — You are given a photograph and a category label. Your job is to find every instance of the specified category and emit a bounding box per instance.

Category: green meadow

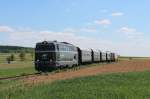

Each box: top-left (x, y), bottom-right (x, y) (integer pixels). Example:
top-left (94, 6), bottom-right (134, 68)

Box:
top-left (1, 71), bottom-right (150, 99)
top-left (0, 53), bottom-right (36, 78)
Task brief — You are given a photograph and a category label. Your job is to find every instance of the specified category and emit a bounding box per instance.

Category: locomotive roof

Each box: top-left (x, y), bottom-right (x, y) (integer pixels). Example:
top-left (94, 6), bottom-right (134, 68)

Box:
top-left (36, 41), bottom-right (74, 46)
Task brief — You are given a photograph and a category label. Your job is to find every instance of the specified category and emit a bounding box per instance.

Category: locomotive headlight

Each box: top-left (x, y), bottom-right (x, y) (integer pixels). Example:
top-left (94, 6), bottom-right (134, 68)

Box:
top-left (50, 59), bottom-right (52, 62)
top-left (37, 59), bottom-right (39, 62)
top-left (35, 59), bottom-right (39, 63)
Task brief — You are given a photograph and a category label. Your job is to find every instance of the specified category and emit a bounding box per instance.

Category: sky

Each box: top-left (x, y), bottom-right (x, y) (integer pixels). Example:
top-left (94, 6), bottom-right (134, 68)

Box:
top-left (0, 0), bottom-right (150, 56)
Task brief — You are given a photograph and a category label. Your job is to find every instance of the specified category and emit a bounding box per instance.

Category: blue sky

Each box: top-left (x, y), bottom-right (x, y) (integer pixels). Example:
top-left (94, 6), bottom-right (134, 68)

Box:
top-left (0, 0), bottom-right (150, 56)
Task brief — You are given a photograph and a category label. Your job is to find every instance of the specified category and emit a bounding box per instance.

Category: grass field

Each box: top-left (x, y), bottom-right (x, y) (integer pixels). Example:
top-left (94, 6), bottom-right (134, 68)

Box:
top-left (0, 53), bottom-right (36, 77)
top-left (1, 71), bottom-right (150, 99)
top-left (0, 62), bottom-right (37, 77)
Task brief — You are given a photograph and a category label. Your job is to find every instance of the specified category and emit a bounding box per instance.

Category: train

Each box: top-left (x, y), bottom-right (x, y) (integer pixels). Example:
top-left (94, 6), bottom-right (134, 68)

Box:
top-left (35, 41), bottom-right (118, 71)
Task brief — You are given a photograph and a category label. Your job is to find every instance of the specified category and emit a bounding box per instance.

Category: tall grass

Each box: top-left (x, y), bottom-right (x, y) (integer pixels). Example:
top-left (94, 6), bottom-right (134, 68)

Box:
top-left (1, 71), bottom-right (150, 99)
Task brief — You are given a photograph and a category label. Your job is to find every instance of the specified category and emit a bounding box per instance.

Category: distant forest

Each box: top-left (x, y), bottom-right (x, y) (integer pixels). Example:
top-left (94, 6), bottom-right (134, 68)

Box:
top-left (0, 46), bottom-right (34, 53)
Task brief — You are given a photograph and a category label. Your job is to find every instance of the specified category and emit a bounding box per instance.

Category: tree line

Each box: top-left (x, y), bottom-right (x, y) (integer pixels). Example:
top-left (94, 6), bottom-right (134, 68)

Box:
top-left (0, 45), bottom-right (33, 53)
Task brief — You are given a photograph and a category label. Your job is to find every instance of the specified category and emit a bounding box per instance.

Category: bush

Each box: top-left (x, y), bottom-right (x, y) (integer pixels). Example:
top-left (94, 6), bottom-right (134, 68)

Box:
top-left (6, 54), bottom-right (15, 63)
top-left (10, 54), bottom-right (15, 61)
top-left (19, 52), bottom-right (26, 61)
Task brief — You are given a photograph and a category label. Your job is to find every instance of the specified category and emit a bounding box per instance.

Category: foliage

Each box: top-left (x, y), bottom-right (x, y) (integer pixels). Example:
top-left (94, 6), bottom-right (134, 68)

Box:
top-left (19, 52), bottom-right (26, 61)
top-left (5, 54), bottom-right (15, 63)
top-left (10, 54), bottom-right (15, 61)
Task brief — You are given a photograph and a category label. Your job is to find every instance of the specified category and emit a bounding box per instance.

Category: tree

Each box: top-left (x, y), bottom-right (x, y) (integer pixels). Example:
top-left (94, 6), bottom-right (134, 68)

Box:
top-left (19, 52), bottom-right (26, 61)
top-left (6, 57), bottom-right (11, 64)
top-left (6, 54), bottom-right (15, 64)
top-left (10, 54), bottom-right (15, 61)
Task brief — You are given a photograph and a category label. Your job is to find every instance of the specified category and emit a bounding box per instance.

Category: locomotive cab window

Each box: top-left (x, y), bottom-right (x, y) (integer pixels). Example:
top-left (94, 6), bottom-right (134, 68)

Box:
top-left (35, 43), bottom-right (55, 51)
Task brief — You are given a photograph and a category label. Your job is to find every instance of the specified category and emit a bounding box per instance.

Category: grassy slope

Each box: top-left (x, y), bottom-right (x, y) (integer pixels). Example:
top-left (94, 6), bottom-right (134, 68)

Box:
top-left (1, 71), bottom-right (150, 99)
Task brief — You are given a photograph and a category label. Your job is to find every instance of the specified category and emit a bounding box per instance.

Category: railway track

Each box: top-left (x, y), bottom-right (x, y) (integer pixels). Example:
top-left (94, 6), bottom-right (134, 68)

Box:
top-left (0, 62), bottom-right (115, 81)
top-left (0, 69), bottom-right (64, 81)
top-left (0, 73), bottom-right (41, 81)
top-left (0, 67), bottom-right (79, 81)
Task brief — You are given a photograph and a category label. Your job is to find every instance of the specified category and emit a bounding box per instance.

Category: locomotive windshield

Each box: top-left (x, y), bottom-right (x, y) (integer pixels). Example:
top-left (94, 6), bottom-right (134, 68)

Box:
top-left (35, 43), bottom-right (55, 51)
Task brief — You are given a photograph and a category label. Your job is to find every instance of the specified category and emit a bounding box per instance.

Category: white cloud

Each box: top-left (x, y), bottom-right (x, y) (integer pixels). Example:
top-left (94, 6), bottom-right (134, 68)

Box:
top-left (95, 19), bottom-right (111, 26)
top-left (0, 26), bottom-right (14, 32)
top-left (63, 28), bottom-right (77, 33)
top-left (115, 41), bottom-right (150, 57)
top-left (64, 27), bottom-right (97, 33)
top-left (119, 26), bottom-right (143, 40)
top-left (111, 12), bottom-right (124, 16)
top-left (3, 28), bottom-right (114, 52)
top-left (1, 26), bottom-right (150, 57)
top-left (119, 27), bottom-right (136, 33)
top-left (80, 27), bottom-right (97, 33)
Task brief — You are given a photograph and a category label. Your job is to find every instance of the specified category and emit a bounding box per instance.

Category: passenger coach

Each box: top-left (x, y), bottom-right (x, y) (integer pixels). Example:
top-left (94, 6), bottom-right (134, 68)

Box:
top-left (92, 50), bottom-right (101, 63)
top-left (101, 52), bottom-right (107, 62)
top-left (77, 47), bottom-right (92, 65)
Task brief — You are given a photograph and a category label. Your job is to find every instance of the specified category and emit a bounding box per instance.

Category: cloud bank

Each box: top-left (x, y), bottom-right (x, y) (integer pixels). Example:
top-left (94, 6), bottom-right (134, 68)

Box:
top-left (0, 24), bottom-right (149, 57)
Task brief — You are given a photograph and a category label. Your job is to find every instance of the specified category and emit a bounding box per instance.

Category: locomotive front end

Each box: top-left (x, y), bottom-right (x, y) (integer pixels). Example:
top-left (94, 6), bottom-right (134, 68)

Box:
top-left (35, 41), bottom-right (57, 71)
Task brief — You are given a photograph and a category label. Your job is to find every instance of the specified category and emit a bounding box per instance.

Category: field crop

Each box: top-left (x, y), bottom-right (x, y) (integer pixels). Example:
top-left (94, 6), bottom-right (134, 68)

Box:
top-left (1, 71), bottom-right (150, 99)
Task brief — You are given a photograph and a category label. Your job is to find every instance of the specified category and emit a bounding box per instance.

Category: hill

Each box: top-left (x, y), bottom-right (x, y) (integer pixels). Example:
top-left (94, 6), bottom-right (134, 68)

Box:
top-left (0, 45), bottom-right (34, 53)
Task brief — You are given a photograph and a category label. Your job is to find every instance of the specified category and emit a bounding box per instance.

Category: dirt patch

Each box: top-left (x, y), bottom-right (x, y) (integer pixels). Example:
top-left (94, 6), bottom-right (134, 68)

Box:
top-left (23, 60), bottom-right (150, 85)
